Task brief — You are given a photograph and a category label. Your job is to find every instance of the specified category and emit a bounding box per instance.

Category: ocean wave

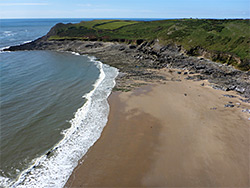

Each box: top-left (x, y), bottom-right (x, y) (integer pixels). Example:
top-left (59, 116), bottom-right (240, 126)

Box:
top-left (3, 31), bottom-right (16, 37)
top-left (22, 41), bottom-right (32, 44)
top-left (0, 54), bottom-right (118, 188)
top-left (0, 41), bottom-right (32, 52)
top-left (0, 46), bottom-right (10, 52)
top-left (0, 176), bottom-right (10, 188)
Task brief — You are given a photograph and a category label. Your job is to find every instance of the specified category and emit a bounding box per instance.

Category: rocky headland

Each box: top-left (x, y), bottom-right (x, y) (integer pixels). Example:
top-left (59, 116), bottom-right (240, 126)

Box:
top-left (4, 36), bottom-right (250, 102)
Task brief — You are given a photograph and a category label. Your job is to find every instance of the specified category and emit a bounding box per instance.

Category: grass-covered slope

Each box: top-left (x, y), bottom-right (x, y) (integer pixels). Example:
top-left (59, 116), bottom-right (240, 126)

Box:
top-left (47, 19), bottom-right (250, 70)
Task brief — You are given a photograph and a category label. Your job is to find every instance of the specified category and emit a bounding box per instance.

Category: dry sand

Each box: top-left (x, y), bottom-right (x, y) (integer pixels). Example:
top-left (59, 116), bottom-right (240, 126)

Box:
top-left (66, 69), bottom-right (250, 187)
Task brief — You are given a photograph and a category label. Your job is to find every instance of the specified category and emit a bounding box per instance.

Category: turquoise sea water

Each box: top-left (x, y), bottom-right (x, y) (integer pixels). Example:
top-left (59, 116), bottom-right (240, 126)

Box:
top-left (1, 50), bottom-right (99, 179)
top-left (0, 19), bottom-right (118, 187)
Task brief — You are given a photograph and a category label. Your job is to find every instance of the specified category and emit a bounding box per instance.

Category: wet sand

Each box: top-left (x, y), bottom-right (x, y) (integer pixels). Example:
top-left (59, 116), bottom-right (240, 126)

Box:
top-left (66, 69), bottom-right (250, 187)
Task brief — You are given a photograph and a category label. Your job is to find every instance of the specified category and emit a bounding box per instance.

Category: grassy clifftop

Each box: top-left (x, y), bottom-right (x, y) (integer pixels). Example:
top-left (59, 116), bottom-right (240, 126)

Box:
top-left (47, 19), bottom-right (250, 70)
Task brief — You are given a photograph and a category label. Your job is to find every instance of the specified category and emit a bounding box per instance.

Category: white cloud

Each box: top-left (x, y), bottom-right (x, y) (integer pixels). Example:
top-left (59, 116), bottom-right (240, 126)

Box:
top-left (76, 8), bottom-right (153, 13)
top-left (0, 3), bottom-right (48, 6)
top-left (77, 4), bottom-right (92, 7)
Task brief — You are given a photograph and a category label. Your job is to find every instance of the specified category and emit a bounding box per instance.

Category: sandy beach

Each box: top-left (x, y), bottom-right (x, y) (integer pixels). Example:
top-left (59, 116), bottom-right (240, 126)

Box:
top-left (66, 69), bottom-right (250, 187)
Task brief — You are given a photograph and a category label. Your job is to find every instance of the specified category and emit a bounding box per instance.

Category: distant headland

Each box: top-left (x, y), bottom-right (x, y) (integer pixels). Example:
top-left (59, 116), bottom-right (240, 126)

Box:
top-left (11, 19), bottom-right (249, 70)
top-left (4, 19), bottom-right (250, 99)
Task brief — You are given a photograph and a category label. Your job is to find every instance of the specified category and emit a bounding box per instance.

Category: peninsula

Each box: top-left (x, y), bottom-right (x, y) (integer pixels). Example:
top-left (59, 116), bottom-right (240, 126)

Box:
top-left (4, 19), bottom-right (250, 187)
top-left (5, 19), bottom-right (250, 97)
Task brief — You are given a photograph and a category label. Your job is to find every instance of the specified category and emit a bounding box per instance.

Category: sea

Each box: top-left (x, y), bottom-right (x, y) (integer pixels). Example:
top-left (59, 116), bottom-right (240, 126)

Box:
top-left (0, 18), bottom-right (119, 187)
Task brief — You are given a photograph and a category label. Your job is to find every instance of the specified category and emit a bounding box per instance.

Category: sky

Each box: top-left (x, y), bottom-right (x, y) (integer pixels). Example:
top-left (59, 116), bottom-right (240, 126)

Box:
top-left (0, 0), bottom-right (249, 19)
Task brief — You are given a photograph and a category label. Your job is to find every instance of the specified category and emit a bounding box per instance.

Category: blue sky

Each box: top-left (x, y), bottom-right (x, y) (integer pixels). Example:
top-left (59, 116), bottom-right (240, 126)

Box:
top-left (0, 0), bottom-right (249, 18)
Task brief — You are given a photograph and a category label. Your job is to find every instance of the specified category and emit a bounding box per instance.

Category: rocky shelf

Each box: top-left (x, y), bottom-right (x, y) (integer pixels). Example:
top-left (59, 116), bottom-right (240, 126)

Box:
top-left (3, 37), bottom-right (250, 101)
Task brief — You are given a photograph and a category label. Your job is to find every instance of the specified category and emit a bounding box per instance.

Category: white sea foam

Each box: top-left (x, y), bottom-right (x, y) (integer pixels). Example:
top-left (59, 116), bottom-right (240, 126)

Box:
top-left (0, 41), bottom-right (31, 53)
top-left (0, 46), bottom-right (10, 52)
top-left (70, 52), bottom-right (80, 56)
top-left (22, 41), bottom-right (32, 44)
top-left (0, 176), bottom-right (11, 187)
top-left (1, 55), bottom-right (118, 188)
top-left (3, 31), bottom-right (16, 37)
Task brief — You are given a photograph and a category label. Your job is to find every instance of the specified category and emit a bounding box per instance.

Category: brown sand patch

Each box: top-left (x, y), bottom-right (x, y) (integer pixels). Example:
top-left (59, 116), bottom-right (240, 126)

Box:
top-left (66, 92), bottom-right (162, 187)
top-left (66, 70), bottom-right (250, 187)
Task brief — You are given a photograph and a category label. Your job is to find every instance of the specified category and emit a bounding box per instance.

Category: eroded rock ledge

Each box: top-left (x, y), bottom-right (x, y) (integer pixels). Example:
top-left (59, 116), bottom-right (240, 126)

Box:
top-left (4, 38), bottom-right (250, 101)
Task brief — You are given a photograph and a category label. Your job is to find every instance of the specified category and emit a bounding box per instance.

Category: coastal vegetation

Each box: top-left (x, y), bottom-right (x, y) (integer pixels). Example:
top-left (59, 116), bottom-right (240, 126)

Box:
top-left (33, 19), bottom-right (250, 71)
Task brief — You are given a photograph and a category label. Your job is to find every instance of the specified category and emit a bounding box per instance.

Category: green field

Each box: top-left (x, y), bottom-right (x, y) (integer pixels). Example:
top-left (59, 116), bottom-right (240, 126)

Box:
top-left (95, 21), bottom-right (138, 30)
top-left (77, 20), bottom-right (116, 29)
top-left (47, 19), bottom-right (250, 70)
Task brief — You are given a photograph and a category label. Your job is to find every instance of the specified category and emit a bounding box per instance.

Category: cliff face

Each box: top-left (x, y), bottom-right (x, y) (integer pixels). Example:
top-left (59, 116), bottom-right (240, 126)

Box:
top-left (186, 46), bottom-right (249, 71)
top-left (37, 19), bottom-right (250, 71)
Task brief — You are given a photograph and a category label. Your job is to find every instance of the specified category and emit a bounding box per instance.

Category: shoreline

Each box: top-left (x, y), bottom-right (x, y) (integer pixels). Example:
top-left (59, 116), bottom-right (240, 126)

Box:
top-left (1, 53), bottom-right (119, 188)
top-left (4, 39), bottom-right (250, 100)
top-left (66, 69), bottom-right (250, 187)
top-left (3, 38), bottom-right (250, 187)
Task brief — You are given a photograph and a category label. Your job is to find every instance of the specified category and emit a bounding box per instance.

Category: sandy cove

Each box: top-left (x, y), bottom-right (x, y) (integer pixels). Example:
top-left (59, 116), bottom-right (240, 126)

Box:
top-left (4, 31), bottom-right (250, 187)
top-left (66, 69), bottom-right (250, 187)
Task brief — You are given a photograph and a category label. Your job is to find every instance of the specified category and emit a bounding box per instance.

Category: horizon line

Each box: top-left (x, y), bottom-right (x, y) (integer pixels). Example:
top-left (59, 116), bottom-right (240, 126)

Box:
top-left (1, 17), bottom-right (249, 19)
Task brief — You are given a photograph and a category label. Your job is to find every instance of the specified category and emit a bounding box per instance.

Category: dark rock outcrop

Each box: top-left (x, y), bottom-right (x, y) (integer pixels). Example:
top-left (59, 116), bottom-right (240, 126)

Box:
top-left (3, 38), bottom-right (250, 100)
